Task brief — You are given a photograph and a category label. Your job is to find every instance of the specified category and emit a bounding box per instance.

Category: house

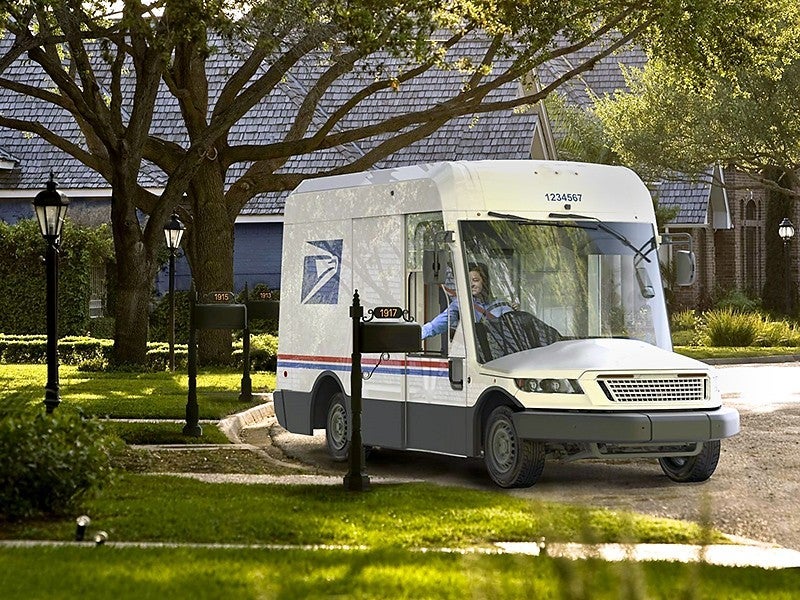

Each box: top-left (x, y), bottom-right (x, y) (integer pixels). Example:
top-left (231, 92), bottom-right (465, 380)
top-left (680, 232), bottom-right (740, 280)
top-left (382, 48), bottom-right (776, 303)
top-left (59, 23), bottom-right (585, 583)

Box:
top-left (0, 33), bottom-right (550, 318)
top-left (1, 32), bottom-right (771, 315)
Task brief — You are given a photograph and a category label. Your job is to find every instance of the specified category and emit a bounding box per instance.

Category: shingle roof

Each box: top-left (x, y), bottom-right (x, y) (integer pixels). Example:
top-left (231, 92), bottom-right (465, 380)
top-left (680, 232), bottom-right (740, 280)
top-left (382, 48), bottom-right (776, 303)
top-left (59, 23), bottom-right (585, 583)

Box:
top-left (0, 33), bottom-right (538, 215)
top-left (655, 171), bottom-right (714, 225)
top-left (538, 42), bottom-right (648, 108)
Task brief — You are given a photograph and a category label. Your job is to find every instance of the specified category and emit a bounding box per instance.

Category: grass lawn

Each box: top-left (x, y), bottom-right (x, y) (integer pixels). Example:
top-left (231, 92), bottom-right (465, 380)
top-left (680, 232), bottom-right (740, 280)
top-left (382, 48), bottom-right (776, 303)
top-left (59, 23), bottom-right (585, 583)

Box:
top-left (1, 545), bottom-right (799, 600)
top-left (674, 346), bottom-right (800, 360)
top-left (3, 475), bottom-right (799, 599)
top-left (0, 475), bottom-right (723, 547)
top-left (105, 421), bottom-right (231, 445)
top-left (0, 364), bottom-right (275, 418)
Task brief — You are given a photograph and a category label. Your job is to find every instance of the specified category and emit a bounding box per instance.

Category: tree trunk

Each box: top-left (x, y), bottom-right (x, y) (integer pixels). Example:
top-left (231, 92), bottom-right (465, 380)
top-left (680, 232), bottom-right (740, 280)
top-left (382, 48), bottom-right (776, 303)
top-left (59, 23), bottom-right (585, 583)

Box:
top-left (109, 203), bottom-right (158, 365)
top-left (762, 168), bottom-right (797, 315)
top-left (186, 165), bottom-right (237, 365)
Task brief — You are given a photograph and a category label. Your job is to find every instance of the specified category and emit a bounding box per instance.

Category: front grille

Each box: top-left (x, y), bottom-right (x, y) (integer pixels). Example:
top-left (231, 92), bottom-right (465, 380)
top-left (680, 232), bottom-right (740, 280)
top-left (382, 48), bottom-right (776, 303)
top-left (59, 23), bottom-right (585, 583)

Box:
top-left (598, 375), bottom-right (707, 403)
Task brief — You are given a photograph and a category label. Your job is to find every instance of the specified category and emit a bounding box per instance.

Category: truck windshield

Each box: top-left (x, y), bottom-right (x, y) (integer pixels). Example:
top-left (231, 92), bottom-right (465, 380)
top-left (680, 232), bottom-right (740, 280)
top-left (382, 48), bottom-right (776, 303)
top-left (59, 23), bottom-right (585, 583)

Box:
top-left (460, 219), bottom-right (670, 363)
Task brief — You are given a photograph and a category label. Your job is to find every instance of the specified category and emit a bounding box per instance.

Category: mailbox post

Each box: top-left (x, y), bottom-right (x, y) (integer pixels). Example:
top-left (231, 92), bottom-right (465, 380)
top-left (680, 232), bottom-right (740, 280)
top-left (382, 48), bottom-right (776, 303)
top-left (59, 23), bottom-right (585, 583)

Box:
top-left (184, 288), bottom-right (247, 436)
top-left (344, 291), bottom-right (422, 491)
top-left (344, 291), bottom-right (369, 491)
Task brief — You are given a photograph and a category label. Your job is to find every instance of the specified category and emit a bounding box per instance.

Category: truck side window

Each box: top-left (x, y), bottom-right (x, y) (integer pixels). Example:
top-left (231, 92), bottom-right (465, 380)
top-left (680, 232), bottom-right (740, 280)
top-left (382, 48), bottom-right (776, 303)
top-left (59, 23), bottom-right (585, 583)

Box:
top-left (406, 213), bottom-right (447, 355)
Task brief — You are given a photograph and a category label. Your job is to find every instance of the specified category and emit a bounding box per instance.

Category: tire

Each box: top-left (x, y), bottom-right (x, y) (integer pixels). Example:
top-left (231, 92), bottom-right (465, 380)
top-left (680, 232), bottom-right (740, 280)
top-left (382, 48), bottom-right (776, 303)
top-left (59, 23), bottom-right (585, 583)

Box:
top-left (325, 393), bottom-right (350, 462)
top-left (483, 406), bottom-right (545, 488)
top-left (659, 440), bottom-right (721, 483)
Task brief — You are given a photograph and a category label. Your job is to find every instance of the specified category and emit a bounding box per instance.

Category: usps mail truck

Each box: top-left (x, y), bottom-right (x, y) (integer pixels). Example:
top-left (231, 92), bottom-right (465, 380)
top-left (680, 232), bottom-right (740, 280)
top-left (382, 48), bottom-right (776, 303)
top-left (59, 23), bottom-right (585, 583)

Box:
top-left (273, 160), bottom-right (739, 488)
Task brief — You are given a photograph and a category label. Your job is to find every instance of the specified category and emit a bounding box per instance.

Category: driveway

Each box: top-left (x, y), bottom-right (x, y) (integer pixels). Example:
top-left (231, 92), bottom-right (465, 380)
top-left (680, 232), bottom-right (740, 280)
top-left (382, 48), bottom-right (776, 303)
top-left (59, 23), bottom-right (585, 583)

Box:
top-left (258, 363), bottom-right (800, 550)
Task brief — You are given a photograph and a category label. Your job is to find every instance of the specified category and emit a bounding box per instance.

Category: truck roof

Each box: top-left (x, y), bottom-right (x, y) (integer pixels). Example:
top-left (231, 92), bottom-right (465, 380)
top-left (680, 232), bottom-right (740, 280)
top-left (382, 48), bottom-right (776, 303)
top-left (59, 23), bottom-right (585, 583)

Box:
top-left (285, 160), bottom-right (655, 223)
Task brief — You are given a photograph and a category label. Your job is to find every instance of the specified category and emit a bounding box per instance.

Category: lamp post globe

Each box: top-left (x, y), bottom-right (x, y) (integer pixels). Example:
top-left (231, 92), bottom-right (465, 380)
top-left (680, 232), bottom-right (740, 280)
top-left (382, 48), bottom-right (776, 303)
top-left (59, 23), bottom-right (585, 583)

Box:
top-left (164, 213), bottom-right (186, 251)
top-left (33, 173), bottom-right (69, 413)
top-left (163, 213), bottom-right (185, 371)
top-left (779, 217), bottom-right (795, 245)
top-left (33, 172), bottom-right (69, 241)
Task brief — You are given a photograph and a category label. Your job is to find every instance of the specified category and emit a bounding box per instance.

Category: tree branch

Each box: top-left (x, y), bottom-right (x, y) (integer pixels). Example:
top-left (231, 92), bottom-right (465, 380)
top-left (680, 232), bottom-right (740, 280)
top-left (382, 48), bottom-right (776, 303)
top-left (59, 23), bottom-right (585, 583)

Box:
top-left (0, 114), bottom-right (108, 177)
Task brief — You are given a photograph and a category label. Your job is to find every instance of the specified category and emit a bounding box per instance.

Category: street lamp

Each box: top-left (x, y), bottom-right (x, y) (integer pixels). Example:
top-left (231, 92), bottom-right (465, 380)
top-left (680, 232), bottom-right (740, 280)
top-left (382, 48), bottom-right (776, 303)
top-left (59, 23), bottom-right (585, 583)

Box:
top-left (164, 213), bottom-right (185, 371)
top-left (779, 217), bottom-right (795, 314)
top-left (33, 172), bottom-right (69, 414)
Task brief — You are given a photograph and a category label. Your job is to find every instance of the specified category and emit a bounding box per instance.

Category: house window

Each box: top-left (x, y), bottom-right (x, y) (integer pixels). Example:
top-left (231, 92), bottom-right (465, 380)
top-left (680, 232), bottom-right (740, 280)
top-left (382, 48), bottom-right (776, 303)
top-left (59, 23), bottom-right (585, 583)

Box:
top-left (89, 263), bottom-right (106, 318)
top-left (742, 199), bottom-right (760, 294)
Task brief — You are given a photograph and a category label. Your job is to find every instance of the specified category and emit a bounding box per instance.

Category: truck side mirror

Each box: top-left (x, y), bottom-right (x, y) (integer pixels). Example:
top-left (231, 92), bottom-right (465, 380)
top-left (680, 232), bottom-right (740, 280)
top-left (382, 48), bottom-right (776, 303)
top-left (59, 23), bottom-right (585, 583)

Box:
top-left (423, 249), bottom-right (449, 284)
top-left (675, 250), bottom-right (696, 286)
top-left (635, 266), bottom-right (656, 299)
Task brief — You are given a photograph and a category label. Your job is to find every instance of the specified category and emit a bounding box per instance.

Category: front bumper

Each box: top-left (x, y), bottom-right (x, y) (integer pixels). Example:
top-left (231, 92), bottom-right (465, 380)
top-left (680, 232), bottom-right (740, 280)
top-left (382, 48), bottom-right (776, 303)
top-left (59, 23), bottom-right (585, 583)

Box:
top-left (511, 406), bottom-right (739, 443)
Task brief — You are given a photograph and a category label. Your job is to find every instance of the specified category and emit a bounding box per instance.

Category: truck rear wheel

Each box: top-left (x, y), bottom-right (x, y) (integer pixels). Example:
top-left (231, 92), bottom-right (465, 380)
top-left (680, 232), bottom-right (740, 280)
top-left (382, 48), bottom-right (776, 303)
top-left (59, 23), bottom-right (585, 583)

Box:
top-left (325, 393), bottom-right (349, 462)
top-left (659, 440), bottom-right (721, 482)
top-left (484, 406), bottom-right (545, 488)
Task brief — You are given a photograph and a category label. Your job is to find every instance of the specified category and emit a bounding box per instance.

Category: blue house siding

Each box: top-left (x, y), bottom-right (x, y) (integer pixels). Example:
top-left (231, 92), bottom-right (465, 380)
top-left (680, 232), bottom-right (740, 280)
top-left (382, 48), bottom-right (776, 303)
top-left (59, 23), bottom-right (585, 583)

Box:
top-left (0, 199), bottom-right (34, 223)
top-left (153, 222), bottom-right (283, 295)
top-left (234, 222), bottom-right (283, 292)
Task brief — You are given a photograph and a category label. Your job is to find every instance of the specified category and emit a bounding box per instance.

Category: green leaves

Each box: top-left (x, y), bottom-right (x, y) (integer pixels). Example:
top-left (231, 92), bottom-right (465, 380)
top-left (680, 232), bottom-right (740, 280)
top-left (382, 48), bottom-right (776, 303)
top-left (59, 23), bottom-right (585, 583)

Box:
top-left (0, 407), bottom-right (122, 520)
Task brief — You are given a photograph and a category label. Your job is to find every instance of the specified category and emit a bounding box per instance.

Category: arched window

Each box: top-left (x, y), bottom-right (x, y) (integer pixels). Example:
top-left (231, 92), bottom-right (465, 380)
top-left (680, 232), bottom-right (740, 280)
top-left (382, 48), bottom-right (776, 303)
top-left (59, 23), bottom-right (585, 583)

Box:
top-left (742, 199), bottom-right (760, 293)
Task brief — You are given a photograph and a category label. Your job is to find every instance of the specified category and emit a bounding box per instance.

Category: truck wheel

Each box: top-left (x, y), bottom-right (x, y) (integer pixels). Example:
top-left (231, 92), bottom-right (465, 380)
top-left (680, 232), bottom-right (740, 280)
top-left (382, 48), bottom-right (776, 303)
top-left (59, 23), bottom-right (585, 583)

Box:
top-left (484, 406), bottom-right (545, 488)
top-left (659, 440), bottom-right (721, 483)
top-left (325, 393), bottom-right (349, 462)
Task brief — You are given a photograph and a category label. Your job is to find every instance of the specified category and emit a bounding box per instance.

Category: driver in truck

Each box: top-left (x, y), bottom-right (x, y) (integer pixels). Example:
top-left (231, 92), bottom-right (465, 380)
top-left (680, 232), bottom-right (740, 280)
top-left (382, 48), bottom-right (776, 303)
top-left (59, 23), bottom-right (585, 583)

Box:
top-left (422, 263), bottom-right (515, 339)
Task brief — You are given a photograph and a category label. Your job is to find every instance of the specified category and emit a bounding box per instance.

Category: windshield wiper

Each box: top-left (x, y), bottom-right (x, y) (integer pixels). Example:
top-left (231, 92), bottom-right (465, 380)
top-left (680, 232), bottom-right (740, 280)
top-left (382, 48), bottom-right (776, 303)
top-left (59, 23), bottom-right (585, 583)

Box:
top-left (488, 210), bottom-right (655, 263)
top-left (487, 211), bottom-right (589, 229)
top-left (548, 212), bottom-right (653, 263)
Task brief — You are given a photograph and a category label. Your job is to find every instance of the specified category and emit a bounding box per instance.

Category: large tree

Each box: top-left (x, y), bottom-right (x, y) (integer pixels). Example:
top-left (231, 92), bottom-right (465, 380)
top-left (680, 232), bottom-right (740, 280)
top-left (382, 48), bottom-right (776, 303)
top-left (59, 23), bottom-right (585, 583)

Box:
top-left (594, 9), bottom-right (800, 312)
top-left (0, 0), bottom-right (788, 364)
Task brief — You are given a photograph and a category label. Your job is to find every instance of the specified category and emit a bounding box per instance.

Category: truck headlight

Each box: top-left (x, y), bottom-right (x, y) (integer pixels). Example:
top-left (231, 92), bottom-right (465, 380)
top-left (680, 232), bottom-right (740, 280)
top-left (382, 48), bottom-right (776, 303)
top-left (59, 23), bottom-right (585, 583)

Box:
top-left (514, 378), bottom-right (583, 394)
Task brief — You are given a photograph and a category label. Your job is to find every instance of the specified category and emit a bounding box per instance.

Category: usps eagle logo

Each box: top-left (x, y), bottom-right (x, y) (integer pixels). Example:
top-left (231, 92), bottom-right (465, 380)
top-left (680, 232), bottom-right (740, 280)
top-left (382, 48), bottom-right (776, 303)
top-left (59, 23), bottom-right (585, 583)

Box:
top-left (301, 239), bottom-right (343, 304)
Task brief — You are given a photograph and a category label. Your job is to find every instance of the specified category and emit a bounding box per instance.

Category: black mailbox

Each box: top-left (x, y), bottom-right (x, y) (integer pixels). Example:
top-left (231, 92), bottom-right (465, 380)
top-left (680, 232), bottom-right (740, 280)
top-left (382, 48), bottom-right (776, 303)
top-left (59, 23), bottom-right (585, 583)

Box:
top-left (246, 301), bottom-right (279, 321)
top-left (194, 304), bottom-right (247, 329)
top-left (360, 322), bottom-right (422, 354)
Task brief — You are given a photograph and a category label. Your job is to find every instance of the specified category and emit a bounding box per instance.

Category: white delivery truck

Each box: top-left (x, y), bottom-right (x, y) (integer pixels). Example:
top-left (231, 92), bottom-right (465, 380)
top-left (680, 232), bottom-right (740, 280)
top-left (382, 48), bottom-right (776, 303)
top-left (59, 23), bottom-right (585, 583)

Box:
top-left (273, 160), bottom-right (739, 488)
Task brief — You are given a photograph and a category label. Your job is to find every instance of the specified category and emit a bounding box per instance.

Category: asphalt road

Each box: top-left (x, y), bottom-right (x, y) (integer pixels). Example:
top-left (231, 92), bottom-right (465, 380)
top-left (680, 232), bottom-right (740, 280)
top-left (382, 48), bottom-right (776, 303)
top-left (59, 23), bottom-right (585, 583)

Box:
top-left (265, 362), bottom-right (800, 550)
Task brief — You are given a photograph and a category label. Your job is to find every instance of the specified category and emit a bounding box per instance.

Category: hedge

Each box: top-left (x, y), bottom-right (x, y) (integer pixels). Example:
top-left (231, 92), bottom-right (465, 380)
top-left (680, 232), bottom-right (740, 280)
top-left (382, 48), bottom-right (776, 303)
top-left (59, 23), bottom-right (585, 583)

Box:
top-left (0, 218), bottom-right (113, 336)
top-left (0, 333), bottom-right (278, 372)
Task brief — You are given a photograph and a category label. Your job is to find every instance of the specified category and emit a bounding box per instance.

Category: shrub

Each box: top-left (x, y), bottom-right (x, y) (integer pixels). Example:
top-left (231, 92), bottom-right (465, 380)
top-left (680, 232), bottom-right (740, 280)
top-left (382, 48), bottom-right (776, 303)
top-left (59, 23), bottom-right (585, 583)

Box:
top-left (697, 309), bottom-right (761, 347)
top-left (753, 319), bottom-right (800, 347)
top-left (670, 309), bottom-right (697, 332)
top-left (0, 408), bottom-right (122, 520)
top-left (670, 329), bottom-right (696, 346)
top-left (0, 335), bottom-right (113, 365)
top-left (146, 343), bottom-right (189, 371)
top-left (712, 287), bottom-right (760, 313)
top-left (87, 316), bottom-right (115, 340)
top-left (233, 333), bottom-right (278, 371)
top-left (0, 336), bottom-right (47, 363)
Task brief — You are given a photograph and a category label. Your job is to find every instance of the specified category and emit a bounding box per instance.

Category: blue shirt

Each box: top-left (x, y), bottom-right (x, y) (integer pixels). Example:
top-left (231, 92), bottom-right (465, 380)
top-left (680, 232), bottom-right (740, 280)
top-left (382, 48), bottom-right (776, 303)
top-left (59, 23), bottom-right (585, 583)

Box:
top-left (421, 297), bottom-right (512, 339)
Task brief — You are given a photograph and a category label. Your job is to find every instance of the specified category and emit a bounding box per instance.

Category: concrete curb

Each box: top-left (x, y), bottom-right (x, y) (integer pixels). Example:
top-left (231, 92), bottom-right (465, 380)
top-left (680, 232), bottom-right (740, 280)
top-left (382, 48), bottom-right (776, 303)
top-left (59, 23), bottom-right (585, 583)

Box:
top-left (217, 395), bottom-right (274, 443)
top-left (2, 538), bottom-right (798, 569)
top-left (497, 541), bottom-right (800, 569)
top-left (702, 355), bottom-right (800, 365)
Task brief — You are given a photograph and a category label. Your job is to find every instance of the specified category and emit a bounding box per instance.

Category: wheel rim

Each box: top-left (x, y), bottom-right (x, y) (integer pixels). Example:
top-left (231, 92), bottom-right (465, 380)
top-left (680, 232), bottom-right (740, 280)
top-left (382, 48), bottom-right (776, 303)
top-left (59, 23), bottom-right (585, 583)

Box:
top-left (488, 419), bottom-right (516, 474)
top-left (329, 404), bottom-right (348, 451)
top-left (664, 457), bottom-right (688, 469)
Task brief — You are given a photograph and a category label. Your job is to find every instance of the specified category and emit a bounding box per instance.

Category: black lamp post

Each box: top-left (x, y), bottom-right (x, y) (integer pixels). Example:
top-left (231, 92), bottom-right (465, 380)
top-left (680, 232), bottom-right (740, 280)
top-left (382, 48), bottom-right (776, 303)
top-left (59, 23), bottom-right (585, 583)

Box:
top-left (779, 217), bottom-right (795, 314)
top-left (33, 173), bottom-right (69, 414)
top-left (164, 213), bottom-right (185, 371)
